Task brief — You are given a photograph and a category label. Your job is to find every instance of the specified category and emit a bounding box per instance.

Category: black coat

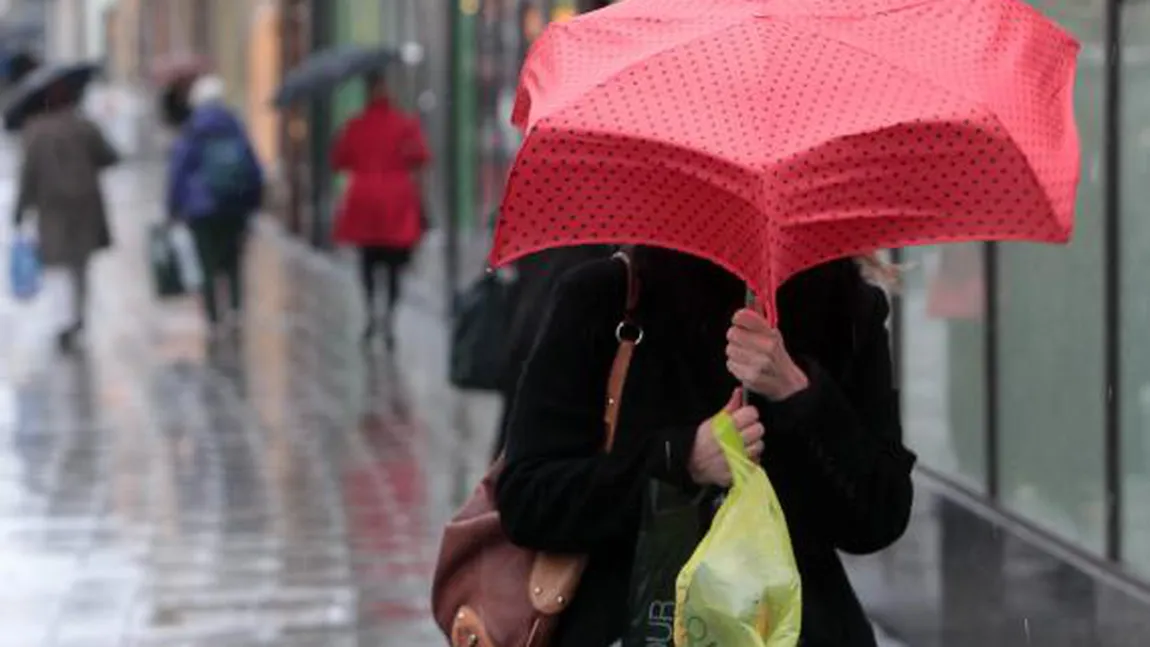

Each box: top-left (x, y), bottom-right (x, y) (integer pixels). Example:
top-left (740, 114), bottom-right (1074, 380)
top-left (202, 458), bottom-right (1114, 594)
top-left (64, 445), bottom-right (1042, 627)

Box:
top-left (499, 245), bottom-right (615, 396)
top-left (492, 245), bottom-right (613, 458)
top-left (495, 251), bottom-right (916, 647)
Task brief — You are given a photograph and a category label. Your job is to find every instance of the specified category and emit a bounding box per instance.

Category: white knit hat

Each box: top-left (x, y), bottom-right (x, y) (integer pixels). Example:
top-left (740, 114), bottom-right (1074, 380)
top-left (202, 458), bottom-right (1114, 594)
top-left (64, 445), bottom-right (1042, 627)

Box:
top-left (189, 74), bottom-right (226, 107)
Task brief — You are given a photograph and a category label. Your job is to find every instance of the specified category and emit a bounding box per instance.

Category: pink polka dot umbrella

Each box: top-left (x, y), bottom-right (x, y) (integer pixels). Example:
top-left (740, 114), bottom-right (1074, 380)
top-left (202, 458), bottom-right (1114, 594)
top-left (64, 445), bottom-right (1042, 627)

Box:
top-left (490, 0), bottom-right (1081, 321)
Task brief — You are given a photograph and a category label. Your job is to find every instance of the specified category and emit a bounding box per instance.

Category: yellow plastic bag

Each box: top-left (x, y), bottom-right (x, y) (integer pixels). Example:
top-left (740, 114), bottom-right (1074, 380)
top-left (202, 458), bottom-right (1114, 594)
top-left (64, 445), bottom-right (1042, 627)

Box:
top-left (674, 411), bottom-right (802, 647)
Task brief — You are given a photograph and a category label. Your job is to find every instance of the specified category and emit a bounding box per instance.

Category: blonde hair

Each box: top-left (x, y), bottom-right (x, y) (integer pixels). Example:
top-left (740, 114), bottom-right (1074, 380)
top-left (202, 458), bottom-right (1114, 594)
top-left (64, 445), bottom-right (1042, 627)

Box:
top-left (854, 253), bottom-right (901, 292)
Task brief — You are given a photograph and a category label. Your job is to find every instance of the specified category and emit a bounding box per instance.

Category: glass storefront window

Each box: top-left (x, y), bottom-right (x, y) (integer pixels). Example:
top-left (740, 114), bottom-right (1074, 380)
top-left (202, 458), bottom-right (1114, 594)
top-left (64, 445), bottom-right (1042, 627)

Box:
top-left (902, 244), bottom-right (988, 491)
top-left (473, 0), bottom-right (547, 230)
top-left (1120, 0), bottom-right (1150, 576)
top-left (476, 0), bottom-right (513, 224)
top-left (997, 1), bottom-right (1107, 554)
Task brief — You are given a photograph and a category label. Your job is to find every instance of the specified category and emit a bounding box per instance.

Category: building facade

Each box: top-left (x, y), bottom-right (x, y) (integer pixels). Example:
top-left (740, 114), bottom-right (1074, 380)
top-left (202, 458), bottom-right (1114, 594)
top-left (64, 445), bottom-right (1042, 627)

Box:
top-left (1, 0), bottom-right (48, 55)
top-left (276, 0), bottom-right (445, 247)
top-left (450, 0), bottom-right (592, 240)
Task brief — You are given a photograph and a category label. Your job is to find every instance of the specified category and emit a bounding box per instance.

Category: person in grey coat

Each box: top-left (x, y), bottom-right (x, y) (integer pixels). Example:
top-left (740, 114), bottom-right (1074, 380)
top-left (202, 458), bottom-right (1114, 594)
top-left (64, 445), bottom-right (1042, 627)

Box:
top-left (13, 81), bottom-right (119, 350)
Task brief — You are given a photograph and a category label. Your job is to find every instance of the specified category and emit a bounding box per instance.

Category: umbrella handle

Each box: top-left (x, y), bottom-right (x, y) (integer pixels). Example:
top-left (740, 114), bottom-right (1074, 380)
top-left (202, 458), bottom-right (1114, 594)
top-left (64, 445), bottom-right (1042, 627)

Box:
top-left (739, 288), bottom-right (782, 405)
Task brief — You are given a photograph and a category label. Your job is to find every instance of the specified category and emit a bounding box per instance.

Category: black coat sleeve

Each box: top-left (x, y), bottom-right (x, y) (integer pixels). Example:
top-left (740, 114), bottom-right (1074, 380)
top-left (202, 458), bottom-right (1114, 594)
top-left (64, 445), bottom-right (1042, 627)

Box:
top-left (758, 288), bottom-right (916, 555)
top-left (495, 261), bottom-right (693, 554)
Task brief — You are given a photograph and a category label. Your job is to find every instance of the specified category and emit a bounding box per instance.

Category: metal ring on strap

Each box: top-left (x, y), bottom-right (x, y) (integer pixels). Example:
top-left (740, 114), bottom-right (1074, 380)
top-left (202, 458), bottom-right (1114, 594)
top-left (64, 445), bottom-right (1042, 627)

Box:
top-left (616, 321), bottom-right (644, 345)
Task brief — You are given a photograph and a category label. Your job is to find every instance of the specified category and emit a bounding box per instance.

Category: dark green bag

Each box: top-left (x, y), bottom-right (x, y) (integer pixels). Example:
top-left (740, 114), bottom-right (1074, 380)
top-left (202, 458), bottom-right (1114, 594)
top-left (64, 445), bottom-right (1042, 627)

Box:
top-left (449, 271), bottom-right (513, 391)
top-left (623, 481), bottom-right (707, 647)
top-left (149, 224), bottom-right (185, 298)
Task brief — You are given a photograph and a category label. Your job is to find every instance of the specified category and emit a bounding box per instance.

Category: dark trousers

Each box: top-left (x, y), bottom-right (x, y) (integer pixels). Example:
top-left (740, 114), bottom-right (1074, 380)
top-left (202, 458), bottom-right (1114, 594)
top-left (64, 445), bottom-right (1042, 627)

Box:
top-left (66, 258), bottom-right (89, 329)
top-left (359, 246), bottom-right (411, 328)
top-left (189, 216), bottom-right (248, 325)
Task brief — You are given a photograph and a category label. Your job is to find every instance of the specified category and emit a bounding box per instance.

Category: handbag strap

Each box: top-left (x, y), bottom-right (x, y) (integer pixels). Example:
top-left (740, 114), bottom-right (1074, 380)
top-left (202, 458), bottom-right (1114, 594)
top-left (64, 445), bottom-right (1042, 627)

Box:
top-left (604, 248), bottom-right (641, 451)
top-left (527, 248), bottom-right (642, 618)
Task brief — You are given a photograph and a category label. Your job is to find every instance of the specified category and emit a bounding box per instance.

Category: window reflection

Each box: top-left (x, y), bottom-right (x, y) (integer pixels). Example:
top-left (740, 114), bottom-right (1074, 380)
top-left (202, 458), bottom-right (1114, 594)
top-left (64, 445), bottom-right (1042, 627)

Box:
top-left (1120, 0), bottom-right (1150, 576)
top-left (997, 1), bottom-right (1106, 554)
top-left (902, 244), bottom-right (988, 491)
top-left (476, 0), bottom-right (543, 226)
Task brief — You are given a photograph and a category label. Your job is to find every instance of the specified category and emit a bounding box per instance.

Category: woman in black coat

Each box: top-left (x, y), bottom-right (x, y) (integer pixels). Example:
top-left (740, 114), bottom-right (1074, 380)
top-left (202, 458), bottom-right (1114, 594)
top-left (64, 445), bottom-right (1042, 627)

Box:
top-left (495, 247), bottom-right (916, 647)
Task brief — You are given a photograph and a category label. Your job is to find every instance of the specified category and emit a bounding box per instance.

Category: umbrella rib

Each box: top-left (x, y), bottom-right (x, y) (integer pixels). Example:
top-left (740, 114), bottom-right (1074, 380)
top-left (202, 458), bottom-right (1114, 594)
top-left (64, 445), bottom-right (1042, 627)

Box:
top-left (820, 0), bottom-right (944, 19)
top-left (531, 118), bottom-right (760, 197)
top-left (534, 17), bottom-right (752, 127)
top-left (769, 14), bottom-right (1063, 225)
top-left (775, 14), bottom-right (986, 110)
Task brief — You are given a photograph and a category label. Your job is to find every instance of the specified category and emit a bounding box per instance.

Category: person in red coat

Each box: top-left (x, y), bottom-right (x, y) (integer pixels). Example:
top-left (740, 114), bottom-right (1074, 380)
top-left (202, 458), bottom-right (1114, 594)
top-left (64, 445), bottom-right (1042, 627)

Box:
top-left (332, 71), bottom-right (430, 348)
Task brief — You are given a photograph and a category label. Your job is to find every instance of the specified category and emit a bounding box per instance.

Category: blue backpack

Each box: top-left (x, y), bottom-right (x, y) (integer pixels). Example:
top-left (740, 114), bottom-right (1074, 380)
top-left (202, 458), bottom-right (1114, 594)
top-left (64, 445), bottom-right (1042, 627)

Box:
top-left (200, 134), bottom-right (258, 205)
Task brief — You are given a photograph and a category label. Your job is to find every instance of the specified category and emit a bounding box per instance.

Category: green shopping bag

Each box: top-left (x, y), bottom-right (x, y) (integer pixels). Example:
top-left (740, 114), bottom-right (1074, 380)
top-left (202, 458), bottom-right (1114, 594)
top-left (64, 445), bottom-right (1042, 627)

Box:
top-left (149, 223), bottom-right (185, 298)
top-left (623, 481), bottom-right (705, 647)
top-left (674, 411), bottom-right (802, 647)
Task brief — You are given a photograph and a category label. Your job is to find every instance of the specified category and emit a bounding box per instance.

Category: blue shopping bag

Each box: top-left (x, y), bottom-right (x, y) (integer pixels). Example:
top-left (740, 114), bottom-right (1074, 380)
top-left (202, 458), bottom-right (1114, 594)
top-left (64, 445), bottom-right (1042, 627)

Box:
top-left (9, 236), bottom-right (41, 301)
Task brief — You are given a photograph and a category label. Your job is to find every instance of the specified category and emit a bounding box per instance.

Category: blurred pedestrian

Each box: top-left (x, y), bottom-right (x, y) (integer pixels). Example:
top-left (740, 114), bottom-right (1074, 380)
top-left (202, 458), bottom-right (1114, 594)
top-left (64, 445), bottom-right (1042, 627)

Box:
top-left (13, 80), bottom-right (119, 351)
top-left (331, 70), bottom-right (430, 349)
top-left (495, 248), bottom-right (916, 647)
top-left (167, 75), bottom-right (264, 334)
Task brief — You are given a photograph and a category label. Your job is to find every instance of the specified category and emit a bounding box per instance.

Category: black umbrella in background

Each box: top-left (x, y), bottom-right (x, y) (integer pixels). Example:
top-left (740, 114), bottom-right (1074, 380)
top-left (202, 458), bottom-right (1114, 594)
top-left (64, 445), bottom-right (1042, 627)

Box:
top-left (4, 51), bottom-right (41, 86)
top-left (273, 45), bottom-right (397, 108)
top-left (4, 61), bottom-right (100, 131)
top-left (150, 54), bottom-right (214, 128)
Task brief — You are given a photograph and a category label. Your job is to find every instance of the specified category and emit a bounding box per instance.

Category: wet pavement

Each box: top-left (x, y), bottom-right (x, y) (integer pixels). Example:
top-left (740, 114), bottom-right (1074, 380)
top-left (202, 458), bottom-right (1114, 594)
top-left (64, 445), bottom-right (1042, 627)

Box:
top-left (0, 136), bottom-right (502, 646)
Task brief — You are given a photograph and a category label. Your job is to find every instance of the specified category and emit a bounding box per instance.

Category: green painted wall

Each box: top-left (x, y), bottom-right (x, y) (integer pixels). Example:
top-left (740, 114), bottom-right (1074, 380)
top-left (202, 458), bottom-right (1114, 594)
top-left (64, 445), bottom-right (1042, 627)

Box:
top-left (331, 0), bottom-right (383, 129)
top-left (453, 1), bottom-right (478, 231)
top-left (321, 0), bottom-right (385, 234)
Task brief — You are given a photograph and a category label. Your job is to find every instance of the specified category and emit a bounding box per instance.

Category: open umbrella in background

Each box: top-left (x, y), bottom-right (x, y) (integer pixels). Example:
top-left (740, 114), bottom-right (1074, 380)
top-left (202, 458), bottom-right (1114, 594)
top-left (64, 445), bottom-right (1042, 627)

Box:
top-left (272, 45), bottom-right (397, 108)
top-left (149, 53), bottom-right (212, 88)
top-left (3, 61), bottom-right (100, 132)
top-left (149, 54), bottom-right (214, 127)
top-left (2, 51), bottom-right (40, 87)
top-left (490, 0), bottom-right (1081, 322)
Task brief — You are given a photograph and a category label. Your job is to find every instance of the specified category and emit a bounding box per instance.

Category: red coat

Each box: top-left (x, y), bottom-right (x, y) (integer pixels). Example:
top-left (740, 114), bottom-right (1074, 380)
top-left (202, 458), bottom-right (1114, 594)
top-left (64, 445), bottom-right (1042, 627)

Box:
top-left (331, 99), bottom-right (430, 248)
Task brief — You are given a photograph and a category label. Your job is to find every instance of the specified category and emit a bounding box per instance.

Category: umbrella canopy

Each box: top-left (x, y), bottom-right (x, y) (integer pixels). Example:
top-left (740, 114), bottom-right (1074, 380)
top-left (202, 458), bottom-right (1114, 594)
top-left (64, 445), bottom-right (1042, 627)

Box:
top-left (4, 61), bottom-right (100, 131)
top-left (149, 53), bottom-right (212, 87)
top-left (491, 0), bottom-right (1081, 320)
top-left (273, 45), bottom-right (397, 108)
top-left (3, 51), bottom-right (40, 85)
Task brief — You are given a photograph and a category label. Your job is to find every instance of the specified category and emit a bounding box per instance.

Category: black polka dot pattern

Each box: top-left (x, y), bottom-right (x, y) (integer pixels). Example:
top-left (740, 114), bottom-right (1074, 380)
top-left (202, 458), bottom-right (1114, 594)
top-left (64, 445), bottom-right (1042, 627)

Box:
top-left (492, 0), bottom-right (1082, 320)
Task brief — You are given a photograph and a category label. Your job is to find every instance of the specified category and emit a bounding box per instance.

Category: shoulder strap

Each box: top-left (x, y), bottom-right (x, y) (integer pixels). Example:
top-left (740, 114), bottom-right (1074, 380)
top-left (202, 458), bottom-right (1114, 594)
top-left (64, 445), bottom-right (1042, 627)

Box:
top-left (603, 248), bottom-right (641, 452)
top-left (525, 249), bottom-right (642, 616)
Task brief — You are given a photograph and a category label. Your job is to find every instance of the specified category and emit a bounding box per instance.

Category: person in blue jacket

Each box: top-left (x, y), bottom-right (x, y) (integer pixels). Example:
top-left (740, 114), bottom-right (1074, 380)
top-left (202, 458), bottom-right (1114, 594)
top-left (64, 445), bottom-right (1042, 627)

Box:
top-left (167, 75), bottom-right (264, 333)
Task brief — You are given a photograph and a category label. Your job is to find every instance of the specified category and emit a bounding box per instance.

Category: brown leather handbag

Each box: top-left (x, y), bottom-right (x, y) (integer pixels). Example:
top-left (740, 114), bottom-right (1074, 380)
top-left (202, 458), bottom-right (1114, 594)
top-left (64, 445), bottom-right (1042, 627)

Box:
top-left (432, 250), bottom-right (641, 647)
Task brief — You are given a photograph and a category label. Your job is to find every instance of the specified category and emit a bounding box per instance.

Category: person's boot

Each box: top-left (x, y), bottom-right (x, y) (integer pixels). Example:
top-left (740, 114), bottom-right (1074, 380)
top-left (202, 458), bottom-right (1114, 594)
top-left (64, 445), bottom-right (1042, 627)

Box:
top-left (219, 309), bottom-right (243, 336)
top-left (56, 329), bottom-right (75, 353)
top-left (382, 313), bottom-right (396, 351)
top-left (56, 322), bottom-right (83, 353)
